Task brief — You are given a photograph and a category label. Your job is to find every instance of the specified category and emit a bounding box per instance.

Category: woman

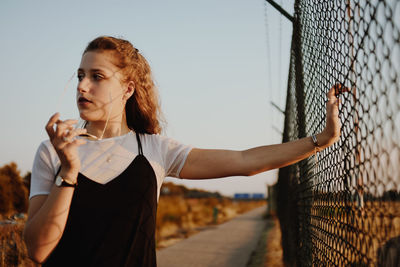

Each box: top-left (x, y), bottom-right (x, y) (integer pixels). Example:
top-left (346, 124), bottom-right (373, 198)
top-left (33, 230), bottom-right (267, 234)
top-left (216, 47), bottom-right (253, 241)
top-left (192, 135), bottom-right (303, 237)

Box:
top-left (24, 36), bottom-right (343, 266)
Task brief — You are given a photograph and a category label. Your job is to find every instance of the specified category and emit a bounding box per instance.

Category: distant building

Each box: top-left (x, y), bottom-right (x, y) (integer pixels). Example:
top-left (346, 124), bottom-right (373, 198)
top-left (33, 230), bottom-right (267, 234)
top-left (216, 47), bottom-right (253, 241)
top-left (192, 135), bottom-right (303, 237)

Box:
top-left (234, 193), bottom-right (265, 200)
top-left (251, 193), bottom-right (265, 199)
top-left (234, 193), bottom-right (251, 199)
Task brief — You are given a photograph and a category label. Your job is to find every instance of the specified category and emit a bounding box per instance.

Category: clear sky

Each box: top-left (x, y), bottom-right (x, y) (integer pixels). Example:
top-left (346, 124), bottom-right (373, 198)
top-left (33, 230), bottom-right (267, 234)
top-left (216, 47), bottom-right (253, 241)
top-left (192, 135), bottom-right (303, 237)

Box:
top-left (0, 0), bottom-right (293, 196)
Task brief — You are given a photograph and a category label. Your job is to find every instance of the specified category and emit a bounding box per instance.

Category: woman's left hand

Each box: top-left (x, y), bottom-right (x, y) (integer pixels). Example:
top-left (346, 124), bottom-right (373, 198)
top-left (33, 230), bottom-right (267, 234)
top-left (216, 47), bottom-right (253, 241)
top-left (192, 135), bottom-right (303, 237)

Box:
top-left (318, 84), bottom-right (349, 149)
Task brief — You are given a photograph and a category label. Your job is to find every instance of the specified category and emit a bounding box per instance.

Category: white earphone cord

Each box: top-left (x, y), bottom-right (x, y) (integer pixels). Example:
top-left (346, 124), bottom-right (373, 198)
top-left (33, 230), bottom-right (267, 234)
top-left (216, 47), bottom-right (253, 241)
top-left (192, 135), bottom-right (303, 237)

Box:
top-left (98, 90), bottom-right (113, 140)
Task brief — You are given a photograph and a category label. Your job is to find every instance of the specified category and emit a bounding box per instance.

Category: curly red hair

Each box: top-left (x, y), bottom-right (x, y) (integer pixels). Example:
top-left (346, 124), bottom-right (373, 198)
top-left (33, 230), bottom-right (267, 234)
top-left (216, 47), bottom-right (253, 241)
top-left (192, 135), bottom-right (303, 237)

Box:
top-left (84, 36), bottom-right (163, 134)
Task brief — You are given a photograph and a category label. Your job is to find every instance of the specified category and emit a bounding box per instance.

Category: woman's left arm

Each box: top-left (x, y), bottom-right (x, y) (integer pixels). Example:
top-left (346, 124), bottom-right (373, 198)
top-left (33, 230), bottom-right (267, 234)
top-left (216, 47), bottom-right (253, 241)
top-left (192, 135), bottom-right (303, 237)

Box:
top-left (180, 85), bottom-right (344, 179)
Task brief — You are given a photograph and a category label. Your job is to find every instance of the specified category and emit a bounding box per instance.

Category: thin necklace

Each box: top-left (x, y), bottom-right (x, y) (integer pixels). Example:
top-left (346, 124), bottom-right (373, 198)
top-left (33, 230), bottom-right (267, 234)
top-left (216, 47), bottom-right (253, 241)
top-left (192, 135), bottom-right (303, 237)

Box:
top-left (85, 130), bottom-right (132, 163)
top-left (105, 131), bottom-right (130, 163)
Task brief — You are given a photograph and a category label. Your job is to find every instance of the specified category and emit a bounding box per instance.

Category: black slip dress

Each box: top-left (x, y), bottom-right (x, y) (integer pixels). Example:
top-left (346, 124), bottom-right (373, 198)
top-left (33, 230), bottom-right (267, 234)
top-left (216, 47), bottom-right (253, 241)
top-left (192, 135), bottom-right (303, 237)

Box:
top-left (43, 133), bottom-right (158, 267)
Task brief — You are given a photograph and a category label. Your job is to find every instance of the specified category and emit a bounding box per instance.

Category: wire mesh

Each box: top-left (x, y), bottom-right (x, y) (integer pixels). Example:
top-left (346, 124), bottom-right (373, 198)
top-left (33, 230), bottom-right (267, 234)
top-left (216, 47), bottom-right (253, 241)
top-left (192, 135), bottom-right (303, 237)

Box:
top-left (275, 0), bottom-right (400, 266)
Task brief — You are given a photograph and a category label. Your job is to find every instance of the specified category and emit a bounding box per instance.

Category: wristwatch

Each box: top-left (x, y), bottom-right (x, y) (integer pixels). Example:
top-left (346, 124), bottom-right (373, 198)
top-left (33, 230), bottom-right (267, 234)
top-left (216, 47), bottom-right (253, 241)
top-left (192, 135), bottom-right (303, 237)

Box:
top-left (55, 175), bottom-right (77, 188)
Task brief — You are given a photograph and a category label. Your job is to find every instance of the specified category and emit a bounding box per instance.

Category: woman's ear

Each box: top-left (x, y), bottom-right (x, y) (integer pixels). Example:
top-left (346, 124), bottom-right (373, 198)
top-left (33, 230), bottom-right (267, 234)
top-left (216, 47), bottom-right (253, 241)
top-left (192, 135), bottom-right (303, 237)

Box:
top-left (124, 81), bottom-right (135, 100)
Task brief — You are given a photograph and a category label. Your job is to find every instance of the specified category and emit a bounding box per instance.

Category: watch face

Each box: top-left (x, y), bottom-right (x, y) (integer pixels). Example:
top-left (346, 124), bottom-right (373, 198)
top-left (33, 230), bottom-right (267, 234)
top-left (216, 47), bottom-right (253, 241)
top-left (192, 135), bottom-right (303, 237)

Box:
top-left (55, 176), bottom-right (62, 186)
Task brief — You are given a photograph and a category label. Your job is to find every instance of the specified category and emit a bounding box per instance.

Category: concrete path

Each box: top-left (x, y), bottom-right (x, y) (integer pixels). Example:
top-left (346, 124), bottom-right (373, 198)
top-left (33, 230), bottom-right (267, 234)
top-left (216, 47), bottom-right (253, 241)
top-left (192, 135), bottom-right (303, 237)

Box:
top-left (157, 205), bottom-right (267, 267)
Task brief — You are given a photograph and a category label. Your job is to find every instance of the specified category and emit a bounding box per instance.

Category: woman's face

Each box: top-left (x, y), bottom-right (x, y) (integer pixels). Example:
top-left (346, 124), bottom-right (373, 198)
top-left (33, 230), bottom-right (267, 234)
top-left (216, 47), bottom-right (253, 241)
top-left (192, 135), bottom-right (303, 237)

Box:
top-left (76, 51), bottom-right (129, 123)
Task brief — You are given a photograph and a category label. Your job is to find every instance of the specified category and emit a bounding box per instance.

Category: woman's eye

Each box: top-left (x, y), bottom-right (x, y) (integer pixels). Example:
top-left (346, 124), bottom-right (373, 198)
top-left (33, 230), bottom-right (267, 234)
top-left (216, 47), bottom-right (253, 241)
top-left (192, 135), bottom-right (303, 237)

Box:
top-left (93, 74), bottom-right (104, 81)
top-left (77, 73), bottom-right (84, 81)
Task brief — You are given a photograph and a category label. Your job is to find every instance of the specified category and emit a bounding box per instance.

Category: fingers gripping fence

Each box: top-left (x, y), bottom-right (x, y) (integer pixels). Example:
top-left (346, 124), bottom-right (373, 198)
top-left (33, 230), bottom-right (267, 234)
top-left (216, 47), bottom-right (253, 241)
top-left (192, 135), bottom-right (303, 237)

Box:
top-left (274, 0), bottom-right (400, 266)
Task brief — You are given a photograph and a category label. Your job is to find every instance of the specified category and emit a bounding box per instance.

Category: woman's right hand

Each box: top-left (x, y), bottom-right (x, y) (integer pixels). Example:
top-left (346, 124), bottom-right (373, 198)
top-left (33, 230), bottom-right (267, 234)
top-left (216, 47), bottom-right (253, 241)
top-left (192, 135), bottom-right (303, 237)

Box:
top-left (45, 113), bottom-right (87, 181)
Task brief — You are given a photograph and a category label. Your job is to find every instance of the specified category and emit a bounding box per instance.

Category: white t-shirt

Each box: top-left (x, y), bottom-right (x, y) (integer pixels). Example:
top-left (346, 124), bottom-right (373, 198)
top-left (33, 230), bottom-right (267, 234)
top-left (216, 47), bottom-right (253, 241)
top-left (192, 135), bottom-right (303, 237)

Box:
top-left (29, 131), bottom-right (193, 200)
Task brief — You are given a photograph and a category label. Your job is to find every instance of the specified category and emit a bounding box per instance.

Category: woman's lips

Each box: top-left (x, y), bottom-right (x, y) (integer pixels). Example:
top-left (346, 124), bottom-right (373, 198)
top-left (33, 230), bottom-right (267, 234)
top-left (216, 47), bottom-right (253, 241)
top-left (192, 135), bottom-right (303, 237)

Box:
top-left (78, 96), bottom-right (92, 106)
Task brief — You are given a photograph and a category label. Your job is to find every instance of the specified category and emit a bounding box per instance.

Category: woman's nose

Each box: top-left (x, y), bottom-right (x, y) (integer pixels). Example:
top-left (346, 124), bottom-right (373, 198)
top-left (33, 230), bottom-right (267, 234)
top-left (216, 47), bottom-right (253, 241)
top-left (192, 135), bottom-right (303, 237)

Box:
top-left (77, 78), bottom-right (89, 93)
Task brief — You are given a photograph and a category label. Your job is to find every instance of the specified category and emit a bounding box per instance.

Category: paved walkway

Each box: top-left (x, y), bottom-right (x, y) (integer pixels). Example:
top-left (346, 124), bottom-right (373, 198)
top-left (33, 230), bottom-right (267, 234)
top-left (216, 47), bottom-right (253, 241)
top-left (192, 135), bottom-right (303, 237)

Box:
top-left (157, 205), bottom-right (267, 267)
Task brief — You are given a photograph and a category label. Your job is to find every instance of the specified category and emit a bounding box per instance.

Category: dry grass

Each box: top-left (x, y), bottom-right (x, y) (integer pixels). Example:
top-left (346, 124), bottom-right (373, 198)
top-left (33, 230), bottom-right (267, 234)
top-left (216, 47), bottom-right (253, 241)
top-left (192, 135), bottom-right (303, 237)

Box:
top-left (0, 222), bottom-right (39, 267)
top-left (264, 217), bottom-right (284, 267)
top-left (246, 216), bottom-right (284, 267)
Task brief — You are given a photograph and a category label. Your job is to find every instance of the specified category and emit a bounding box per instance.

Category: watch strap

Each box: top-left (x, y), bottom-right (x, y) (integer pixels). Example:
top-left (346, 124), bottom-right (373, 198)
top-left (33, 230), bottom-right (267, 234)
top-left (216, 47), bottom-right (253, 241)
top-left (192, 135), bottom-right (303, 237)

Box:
top-left (55, 174), bottom-right (77, 188)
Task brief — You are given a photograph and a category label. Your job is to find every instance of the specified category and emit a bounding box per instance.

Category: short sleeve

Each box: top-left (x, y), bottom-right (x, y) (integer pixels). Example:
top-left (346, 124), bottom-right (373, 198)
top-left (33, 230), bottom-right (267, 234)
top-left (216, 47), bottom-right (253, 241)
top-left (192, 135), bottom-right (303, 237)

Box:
top-left (29, 141), bottom-right (60, 199)
top-left (157, 136), bottom-right (193, 178)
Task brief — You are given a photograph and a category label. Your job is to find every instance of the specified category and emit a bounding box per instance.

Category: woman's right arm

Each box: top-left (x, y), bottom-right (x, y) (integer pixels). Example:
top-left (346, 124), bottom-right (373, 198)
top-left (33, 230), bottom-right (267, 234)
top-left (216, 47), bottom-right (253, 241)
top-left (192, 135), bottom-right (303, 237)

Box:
top-left (23, 186), bottom-right (75, 263)
top-left (23, 113), bottom-right (86, 263)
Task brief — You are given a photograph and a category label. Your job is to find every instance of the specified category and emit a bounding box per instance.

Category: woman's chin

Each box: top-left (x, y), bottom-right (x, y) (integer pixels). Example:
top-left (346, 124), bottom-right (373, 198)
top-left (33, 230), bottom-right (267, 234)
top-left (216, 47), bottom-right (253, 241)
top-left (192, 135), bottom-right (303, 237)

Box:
top-left (78, 113), bottom-right (93, 122)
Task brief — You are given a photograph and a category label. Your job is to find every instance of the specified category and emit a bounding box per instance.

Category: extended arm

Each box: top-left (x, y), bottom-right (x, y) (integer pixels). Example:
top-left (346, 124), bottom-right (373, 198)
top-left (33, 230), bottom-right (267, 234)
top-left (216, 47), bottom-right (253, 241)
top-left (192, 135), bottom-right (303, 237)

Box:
top-left (180, 85), bottom-right (343, 179)
top-left (180, 134), bottom-right (325, 179)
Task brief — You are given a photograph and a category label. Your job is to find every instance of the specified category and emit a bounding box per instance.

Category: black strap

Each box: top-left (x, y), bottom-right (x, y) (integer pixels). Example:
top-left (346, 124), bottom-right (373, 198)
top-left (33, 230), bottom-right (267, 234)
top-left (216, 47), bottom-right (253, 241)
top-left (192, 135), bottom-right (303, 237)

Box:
top-left (136, 132), bottom-right (143, 155)
top-left (54, 167), bottom-right (61, 181)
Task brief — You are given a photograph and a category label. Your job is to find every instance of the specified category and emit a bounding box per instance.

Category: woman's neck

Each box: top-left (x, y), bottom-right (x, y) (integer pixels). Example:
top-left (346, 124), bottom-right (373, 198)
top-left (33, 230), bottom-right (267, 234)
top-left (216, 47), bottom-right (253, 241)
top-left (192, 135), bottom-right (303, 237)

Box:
top-left (85, 114), bottom-right (131, 139)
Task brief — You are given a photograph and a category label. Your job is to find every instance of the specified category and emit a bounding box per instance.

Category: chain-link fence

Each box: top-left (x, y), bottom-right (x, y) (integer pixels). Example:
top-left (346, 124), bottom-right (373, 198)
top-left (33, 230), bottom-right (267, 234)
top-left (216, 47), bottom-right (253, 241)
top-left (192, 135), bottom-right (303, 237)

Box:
top-left (275, 0), bottom-right (400, 265)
